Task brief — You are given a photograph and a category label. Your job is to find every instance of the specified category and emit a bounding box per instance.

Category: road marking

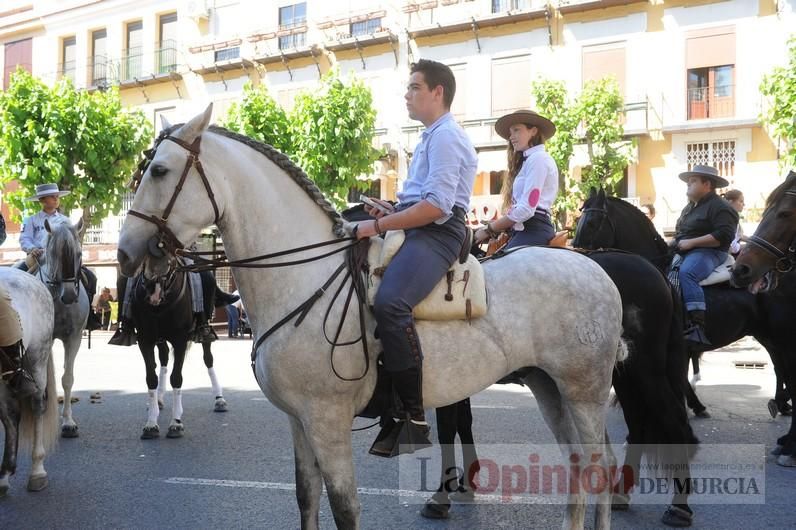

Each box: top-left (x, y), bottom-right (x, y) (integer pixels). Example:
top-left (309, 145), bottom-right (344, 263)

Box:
top-left (163, 477), bottom-right (540, 504)
top-left (470, 405), bottom-right (517, 410)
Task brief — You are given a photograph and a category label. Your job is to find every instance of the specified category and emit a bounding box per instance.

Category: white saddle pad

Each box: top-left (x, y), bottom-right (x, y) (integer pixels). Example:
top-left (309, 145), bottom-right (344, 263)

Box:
top-left (700, 254), bottom-right (735, 286)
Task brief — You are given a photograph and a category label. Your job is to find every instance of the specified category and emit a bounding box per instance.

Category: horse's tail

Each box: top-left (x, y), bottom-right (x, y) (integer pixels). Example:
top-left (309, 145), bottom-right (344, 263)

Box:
top-left (615, 336), bottom-right (629, 364)
top-left (19, 348), bottom-right (59, 454)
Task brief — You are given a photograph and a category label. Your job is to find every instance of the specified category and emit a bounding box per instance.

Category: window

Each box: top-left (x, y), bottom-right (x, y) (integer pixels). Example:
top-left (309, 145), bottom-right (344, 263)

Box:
top-left (686, 140), bottom-right (735, 180)
top-left (449, 63), bottom-right (467, 120)
top-left (489, 171), bottom-right (506, 195)
top-left (351, 18), bottom-right (382, 37)
top-left (61, 37), bottom-right (76, 82)
top-left (215, 47), bottom-right (240, 62)
top-left (492, 0), bottom-right (527, 12)
top-left (687, 65), bottom-right (734, 119)
top-left (491, 55), bottom-right (531, 116)
top-left (3, 38), bottom-right (32, 89)
top-left (123, 21), bottom-right (143, 81)
top-left (158, 13), bottom-right (178, 74)
top-left (279, 2), bottom-right (307, 49)
top-left (91, 29), bottom-right (107, 87)
top-left (279, 3), bottom-right (306, 29)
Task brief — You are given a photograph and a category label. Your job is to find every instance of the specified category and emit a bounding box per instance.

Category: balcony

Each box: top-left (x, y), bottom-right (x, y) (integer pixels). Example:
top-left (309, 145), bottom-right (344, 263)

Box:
top-left (58, 60), bottom-right (76, 83)
top-left (86, 42), bottom-right (182, 91)
top-left (406, 0), bottom-right (547, 39)
top-left (687, 85), bottom-right (735, 120)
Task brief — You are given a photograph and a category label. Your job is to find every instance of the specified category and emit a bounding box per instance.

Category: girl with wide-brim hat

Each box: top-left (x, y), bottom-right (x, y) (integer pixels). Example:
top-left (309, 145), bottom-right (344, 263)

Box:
top-left (474, 109), bottom-right (559, 249)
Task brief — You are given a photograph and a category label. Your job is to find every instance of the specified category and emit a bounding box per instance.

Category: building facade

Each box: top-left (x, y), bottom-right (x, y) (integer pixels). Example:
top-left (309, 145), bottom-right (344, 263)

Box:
top-left (1, 0), bottom-right (794, 286)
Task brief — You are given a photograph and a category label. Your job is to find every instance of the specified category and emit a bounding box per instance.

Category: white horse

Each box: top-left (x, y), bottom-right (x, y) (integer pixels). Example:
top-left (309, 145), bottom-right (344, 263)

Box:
top-left (39, 218), bottom-right (90, 438)
top-left (0, 268), bottom-right (59, 496)
top-left (117, 106), bottom-right (626, 529)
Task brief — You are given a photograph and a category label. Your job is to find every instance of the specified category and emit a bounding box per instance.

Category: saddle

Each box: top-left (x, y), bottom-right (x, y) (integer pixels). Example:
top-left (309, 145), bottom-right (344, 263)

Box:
top-left (367, 230), bottom-right (487, 321)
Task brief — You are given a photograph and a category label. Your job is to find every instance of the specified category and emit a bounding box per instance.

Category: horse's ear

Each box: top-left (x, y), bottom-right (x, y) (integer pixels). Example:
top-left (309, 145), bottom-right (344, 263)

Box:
top-left (179, 103), bottom-right (214, 142)
top-left (597, 188), bottom-right (606, 203)
top-left (588, 187), bottom-right (597, 199)
top-left (160, 114), bottom-right (172, 131)
top-left (44, 219), bottom-right (51, 233)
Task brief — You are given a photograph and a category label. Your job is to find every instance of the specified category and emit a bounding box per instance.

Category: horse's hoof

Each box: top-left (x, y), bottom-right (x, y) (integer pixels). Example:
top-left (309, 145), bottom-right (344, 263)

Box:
top-left (167, 423), bottom-right (185, 438)
top-left (767, 399), bottom-right (779, 419)
top-left (611, 492), bottom-right (631, 511)
top-left (771, 445), bottom-right (783, 456)
top-left (777, 454), bottom-right (796, 467)
top-left (0, 485), bottom-right (8, 498)
top-left (449, 488), bottom-right (475, 503)
top-left (693, 409), bottom-right (711, 419)
top-left (661, 505), bottom-right (693, 527)
top-left (141, 426), bottom-right (160, 439)
top-left (214, 398), bottom-right (228, 412)
top-left (420, 494), bottom-right (450, 519)
top-left (27, 474), bottom-right (48, 492)
top-left (61, 425), bottom-right (79, 438)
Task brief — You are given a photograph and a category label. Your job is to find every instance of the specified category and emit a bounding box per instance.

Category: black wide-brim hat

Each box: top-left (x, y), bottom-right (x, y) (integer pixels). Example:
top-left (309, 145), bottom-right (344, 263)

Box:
top-left (678, 164), bottom-right (729, 188)
top-left (495, 109), bottom-right (556, 141)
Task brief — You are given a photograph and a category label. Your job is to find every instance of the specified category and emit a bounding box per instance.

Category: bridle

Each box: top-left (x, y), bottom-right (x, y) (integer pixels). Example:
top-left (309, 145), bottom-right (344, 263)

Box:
top-left (127, 131), bottom-right (220, 258)
top-left (744, 189), bottom-right (796, 273)
top-left (40, 241), bottom-right (81, 302)
top-left (577, 204), bottom-right (615, 248)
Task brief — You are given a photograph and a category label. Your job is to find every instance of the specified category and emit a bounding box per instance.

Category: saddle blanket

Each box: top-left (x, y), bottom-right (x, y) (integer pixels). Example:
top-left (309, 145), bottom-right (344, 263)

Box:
top-left (367, 230), bottom-right (487, 321)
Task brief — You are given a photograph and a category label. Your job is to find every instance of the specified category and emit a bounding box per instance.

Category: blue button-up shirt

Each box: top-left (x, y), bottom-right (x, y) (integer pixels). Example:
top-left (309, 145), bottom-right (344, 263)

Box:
top-left (20, 210), bottom-right (68, 252)
top-left (398, 112), bottom-right (477, 223)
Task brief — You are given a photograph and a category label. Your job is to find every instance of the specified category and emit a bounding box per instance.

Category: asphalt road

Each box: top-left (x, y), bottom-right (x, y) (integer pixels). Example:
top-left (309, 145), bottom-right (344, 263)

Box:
top-left (1, 333), bottom-right (792, 529)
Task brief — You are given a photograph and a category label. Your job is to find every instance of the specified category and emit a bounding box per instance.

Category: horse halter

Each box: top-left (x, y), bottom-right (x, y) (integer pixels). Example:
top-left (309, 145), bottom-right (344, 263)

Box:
top-left (127, 132), bottom-right (220, 258)
top-left (578, 204), bottom-right (616, 247)
top-left (744, 190), bottom-right (796, 273)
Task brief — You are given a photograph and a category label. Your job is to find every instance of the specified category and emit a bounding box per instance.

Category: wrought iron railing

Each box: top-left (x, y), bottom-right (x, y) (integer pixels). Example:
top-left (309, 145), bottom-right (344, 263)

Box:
top-left (687, 85), bottom-right (735, 120)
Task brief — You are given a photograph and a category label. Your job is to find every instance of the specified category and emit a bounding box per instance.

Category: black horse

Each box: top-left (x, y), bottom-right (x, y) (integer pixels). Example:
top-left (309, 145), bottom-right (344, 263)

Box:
top-left (424, 246), bottom-right (698, 527)
top-left (574, 189), bottom-right (796, 464)
top-left (128, 264), bottom-right (227, 439)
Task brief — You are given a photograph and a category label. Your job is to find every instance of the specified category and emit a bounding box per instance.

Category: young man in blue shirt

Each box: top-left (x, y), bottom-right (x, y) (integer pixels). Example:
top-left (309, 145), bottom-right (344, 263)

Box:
top-left (355, 59), bottom-right (477, 457)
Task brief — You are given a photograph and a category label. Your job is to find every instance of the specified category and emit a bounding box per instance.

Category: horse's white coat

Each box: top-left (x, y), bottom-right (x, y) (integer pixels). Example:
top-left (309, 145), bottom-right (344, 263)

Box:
top-left (0, 268), bottom-right (58, 495)
top-left (117, 106), bottom-right (625, 529)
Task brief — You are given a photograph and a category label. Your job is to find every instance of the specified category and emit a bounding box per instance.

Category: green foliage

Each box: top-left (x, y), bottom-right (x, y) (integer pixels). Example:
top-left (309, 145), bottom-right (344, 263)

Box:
top-left (760, 35), bottom-right (796, 170)
top-left (220, 83), bottom-right (293, 153)
top-left (0, 68), bottom-right (152, 226)
top-left (223, 69), bottom-right (381, 208)
top-left (531, 77), bottom-right (633, 225)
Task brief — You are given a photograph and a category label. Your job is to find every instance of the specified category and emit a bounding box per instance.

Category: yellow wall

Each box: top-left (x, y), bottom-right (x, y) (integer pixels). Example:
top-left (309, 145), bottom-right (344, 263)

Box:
top-left (759, 0), bottom-right (778, 16)
top-left (747, 126), bottom-right (778, 162)
top-left (636, 133), bottom-right (672, 202)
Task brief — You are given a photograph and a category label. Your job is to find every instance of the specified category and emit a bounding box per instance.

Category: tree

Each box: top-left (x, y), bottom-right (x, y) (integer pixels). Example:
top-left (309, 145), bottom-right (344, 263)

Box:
top-left (760, 35), bottom-right (796, 170)
top-left (223, 69), bottom-right (381, 208)
top-left (0, 69), bottom-right (152, 230)
top-left (531, 77), bottom-right (634, 225)
top-left (221, 82), bottom-right (293, 153)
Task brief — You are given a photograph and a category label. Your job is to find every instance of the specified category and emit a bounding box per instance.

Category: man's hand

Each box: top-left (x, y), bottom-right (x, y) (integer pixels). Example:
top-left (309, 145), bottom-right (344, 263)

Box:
top-left (363, 198), bottom-right (394, 219)
top-left (355, 220), bottom-right (379, 240)
top-left (29, 248), bottom-right (44, 258)
top-left (474, 227), bottom-right (491, 244)
top-left (677, 239), bottom-right (695, 252)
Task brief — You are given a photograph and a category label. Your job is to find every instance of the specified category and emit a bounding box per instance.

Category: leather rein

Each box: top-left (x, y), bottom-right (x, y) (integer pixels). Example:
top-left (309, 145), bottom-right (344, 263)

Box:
top-left (127, 132), bottom-right (371, 382)
top-left (743, 190), bottom-right (796, 273)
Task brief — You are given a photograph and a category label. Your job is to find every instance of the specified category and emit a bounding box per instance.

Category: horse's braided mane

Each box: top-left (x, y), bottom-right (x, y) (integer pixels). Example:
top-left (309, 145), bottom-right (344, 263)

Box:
top-left (763, 170), bottom-right (796, 213)
top-left (206, 125), bottom-right (346, 238)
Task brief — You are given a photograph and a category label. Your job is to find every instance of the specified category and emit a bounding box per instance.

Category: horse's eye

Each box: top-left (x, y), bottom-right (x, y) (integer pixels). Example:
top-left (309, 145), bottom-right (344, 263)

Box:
top-left (776, 209), bottom-right (793, 219)
top-left (150, 164), bottom-right (168, 178)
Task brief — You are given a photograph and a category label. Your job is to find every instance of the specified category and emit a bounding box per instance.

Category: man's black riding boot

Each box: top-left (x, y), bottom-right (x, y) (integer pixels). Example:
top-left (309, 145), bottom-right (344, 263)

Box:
top-left (192, 313), bottom-right (218, 343)
top-left (369, 365), bottom-right (431, 458)
top-left (214, 289), bottom-right (240, 308)
top-left (86, 309), bottom-right (103, 331)
top-left (109, 318), bottom-right (137, 346)
top-left (684, 310), bottom-right (711, 347)
top-left (1, 341), bottom-right (38, 398)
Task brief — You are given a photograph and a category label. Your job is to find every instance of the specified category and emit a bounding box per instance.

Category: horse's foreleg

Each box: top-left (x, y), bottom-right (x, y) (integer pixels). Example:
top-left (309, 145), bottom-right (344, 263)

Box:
top-left (156, 341), bottom-right (169, 409)
top-left (0, 398), bottom-right (21, 497)
top-left (289, 416), bottom-right (323, 530)
top-left (304, 408), bottom-right (360, 530)
top-left (60, 335), bottom-right (81, 438)
top-left (140, 342), bottom-right (160, 439)
top-left (202, 343), bottom-right (226, 412)
top-left (166, 342), bottom-right (187, 438)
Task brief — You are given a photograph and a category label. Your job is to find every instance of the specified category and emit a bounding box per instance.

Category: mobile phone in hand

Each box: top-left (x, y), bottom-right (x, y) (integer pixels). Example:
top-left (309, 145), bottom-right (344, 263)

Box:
top-left (360, 194), bottom-right (392, 215)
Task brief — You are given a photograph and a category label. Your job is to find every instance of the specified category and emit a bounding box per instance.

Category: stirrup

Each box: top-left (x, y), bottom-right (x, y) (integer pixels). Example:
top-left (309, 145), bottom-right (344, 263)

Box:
top-left (684, 324), bottom-right (710, 347)
top-left (7, 369), bottom-right (39, 398)
top-left (109, 327), bottom-right (137, 346)
top-left (369, 417), bottom-right (431, 458)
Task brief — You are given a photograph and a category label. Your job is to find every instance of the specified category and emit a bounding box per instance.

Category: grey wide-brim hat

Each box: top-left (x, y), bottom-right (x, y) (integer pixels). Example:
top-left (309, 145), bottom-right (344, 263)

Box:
top-left (678, 164), bottom-right (729, 189)
top-left (495, 109), bottom-right (556, 141)
top-left (26, 183), bottom-right (71, 201)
